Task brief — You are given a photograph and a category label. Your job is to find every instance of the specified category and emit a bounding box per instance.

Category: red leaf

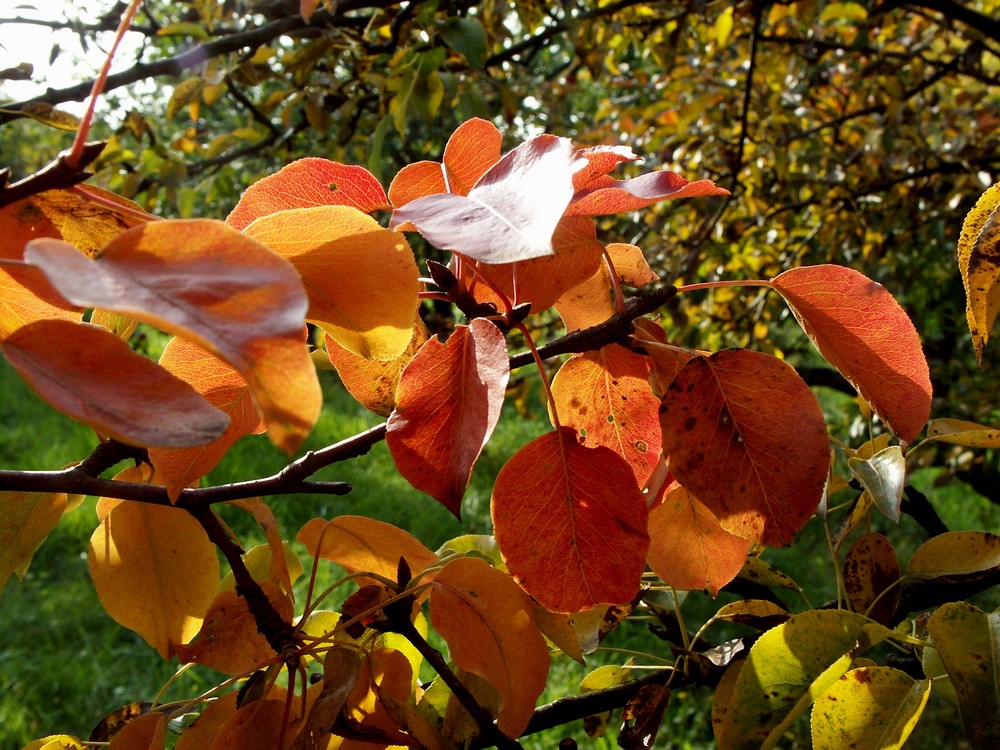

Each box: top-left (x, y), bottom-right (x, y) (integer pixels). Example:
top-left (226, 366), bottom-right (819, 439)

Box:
top-left (566, 171), bottom-right (730, 216)
top-left (551, 344), bottom-right (662, 485)
top-left (226, 158), bottom-right (389, 230)
top-left (2, 320), bottom-right (229, 448)
top-left (770, 265), bottom-right (932, 443)
top-left (390, 134), bottom-right (588, 263)
top-left (572, 145), bottom-right (641, 191)
top-left (491, 428), bottom-right (650, 612)
top-left (387, 320), bottom-right (509, 516)
top-left (388, 161), bottom-right (447, 209)
top-left (660, 350), bottom-right (829, 547)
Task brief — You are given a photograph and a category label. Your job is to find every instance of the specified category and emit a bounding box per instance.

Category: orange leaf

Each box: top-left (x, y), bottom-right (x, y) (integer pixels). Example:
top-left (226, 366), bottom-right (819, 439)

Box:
top-left (388, 161), bottom-right (447, 211)
top-left (297, 515), bottom-right (438, 584)
top-left (551, 248), bottom-right (616, 332)
top-left (430, 557), bottom-right (550, 738)
top-left (566, 171), bottom-right (730, 216)
top-left (606, 243), bottom-right (658, 287)
top-left (491, 428), bottom-right (650, 612)
top-left (300, 0), bottom-right (321, 22)
top-left (226, 158), bottom-right (389, 231)
top-left (108, 712), bottom-right (166, 750)
top-left (24, 220), bottom-right (320, 453)
top-left (2, 320), bottom-right (230, 448)
top-left (325, 317), bottom-right (429, 417)
top-left (387, 320), bottom-right (509, 516)
top-left (243, 205), bottom-right (420, 360)
top-left (149, 337), bottom-right (264, 500)
top-left (660, 350), bottom-right (830, 546)
top-left (228, 497), bottom-right (295, 594)
top-left (647, 483), bottom-right (751, 595)
top-left (0, 491), bottom-right (68, 592)
top-left (33, 186), bottom-right (150, 256)
top-left (89, 468), bottom-right (220, 658)
top-left (572, 145), bottom-right (641, 191)
top-left (339, 648), bottom-right (413, 743)
top-left (551, 344), bottom-right (661, 486)
top-left (177, 582), bottom-right (293, 674)
top-left (175, 691), bottom-right (239, 750)
top-left (210, 699), bottom-right (288, 750)
top-left (771, 265), bottom-right (931, 443)
top-left (630, 318), bottom-right (698, 397)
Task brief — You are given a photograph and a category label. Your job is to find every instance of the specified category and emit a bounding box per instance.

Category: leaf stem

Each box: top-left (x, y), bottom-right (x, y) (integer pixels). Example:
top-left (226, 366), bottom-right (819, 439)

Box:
top-left (601, 245), bottom-right (626, 314)
top-left (514, 321), bottom-right (560, 430)
top-left (674, 278), bottom-right (774, 295)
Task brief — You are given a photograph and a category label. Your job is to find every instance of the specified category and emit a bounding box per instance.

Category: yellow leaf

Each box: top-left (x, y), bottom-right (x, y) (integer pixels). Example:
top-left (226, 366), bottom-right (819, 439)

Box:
top-left (926, 417), bottom-right (1000, 448)
top-left (20, 737), bottom-right (85, 750)
top-left (958, 180), bottom-right (1000, 363)
top-left (907, 531), bottom-right (1000, 582)
top-left (17, 102), bottom-right (81, 131)
top-left (168, 78), bottom-right (205, 121)
top-left (715, 7), bottom-right (734, 46)
top-left (0, 491), bottom-right (67, 592)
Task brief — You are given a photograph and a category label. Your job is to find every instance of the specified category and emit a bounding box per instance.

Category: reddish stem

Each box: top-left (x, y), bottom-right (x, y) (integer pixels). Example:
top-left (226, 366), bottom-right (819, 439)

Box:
top-left (601, 246), bottom-right (626, 314)
top-left (514, 321), bottom-right (561, 430)
top-left (674, 278), bottom-right (774, 294)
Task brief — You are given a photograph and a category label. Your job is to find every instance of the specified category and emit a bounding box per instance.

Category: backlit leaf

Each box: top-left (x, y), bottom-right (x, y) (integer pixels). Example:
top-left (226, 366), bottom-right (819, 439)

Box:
top-left (647, 483), bottom-right (751, 595)
top-left (631, 318), bottom-right (698, 396)
top-left (430, 557), bottom-right (550, 738)
top-left (33, 186), bottom-right (150, 256)
top-left (244, 205), bottom-right (420, 360)
top-left (226, 158), bottom-right (389, 230)
top-left (210, 699), bottom-right (287, 750)
top-left (391, 134), bottom-right (587, 263)
top-left (20, 735), bottom-right (85, 749)
top-left (660, 349), bottom-right (830, 546)
top-left (717, 610), bottom-right (892, 750)
top-left (565, 171), bottom-right (729, 216)
top-left (300, 0), bottom-right (321, 22)
top-left (89, 468), bottom-right (220, 659)
top-left (387, 320), bottom-right (509, 516)
top-left (771, 265), bottom-right (931, 442)
top-left (579, 663), bottom-right (633, 737)
top-left (226, 498), bottom-right (299, 595)
top-left (606, 243), bottom-right (658, 287)
top-left (107, 712), bottom-right (166, 750)
top-left (551, 343), bottom-right (661, 485)
top-left (843, 532), bottom-right (900, 626)
top-left (925, 417), bottom-right (1000, 448)
top-left (0, 491), bottom-right (67, 592)
top-left (907, 531), bottom-right (1000, 585)
top-left (16, 102), bottom-right (81, 131)
top-left (25, 221), bottom-right (320, 454)
top-left (297, 515), bottom-right (438, 584)
top-left (926, 602), bottom-right (1000, 746)
top-left (811, 667), bottom-right (930, 750)
top-left (848, 445), bottom-right (905, 522)
top-left (959, 181), bottom-right (1000, 363)
top-left (2, 320), bottom-right (230, 448)
top-left (149, 337), bottom-right (264, 501)
top-left (325, 317), bottom-right (428, 417)
top-left (572, 145), bottom-right (640, 191)
top-left (491, 428), bottom-right (650, 612)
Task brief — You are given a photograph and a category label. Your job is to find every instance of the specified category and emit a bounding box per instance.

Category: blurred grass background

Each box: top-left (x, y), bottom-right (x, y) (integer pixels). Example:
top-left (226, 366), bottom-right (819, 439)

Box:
top-left (1, 353), bottom-right (997, 749)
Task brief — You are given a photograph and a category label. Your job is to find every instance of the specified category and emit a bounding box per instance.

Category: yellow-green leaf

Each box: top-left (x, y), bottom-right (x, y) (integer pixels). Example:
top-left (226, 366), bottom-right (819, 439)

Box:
top-left (811, 667), bottom-right (930, 750)
top-left (17, 102), bottom-right (81, 131)
top-left (167, 78), bottom-right (205, 121)
top-left (958, 180), bottom-right (1000, 363)
top-left (20, 736), bottom-right (85, 750)
top-left (926, 418), bottom-right (1000, 448)
top-left (0, 491), bottom-right (67, 592)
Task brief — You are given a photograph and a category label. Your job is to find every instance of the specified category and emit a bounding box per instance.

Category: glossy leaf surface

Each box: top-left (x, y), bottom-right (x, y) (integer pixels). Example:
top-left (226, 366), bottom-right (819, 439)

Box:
top-left (848, 446), bottom-right (905, 522)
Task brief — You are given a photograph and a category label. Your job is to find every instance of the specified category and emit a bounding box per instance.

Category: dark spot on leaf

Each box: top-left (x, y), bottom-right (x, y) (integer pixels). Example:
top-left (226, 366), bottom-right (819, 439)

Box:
top-left (684, 417), bottom-right (697, 431)
top-left (635, 441), bottom-right (647, 453)
top-left (328, 182), bottom-right (339, 192)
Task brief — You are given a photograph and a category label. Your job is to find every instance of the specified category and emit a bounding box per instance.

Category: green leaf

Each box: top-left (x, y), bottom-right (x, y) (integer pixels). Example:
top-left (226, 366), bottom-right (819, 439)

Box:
top-left (811, 667), bottom-right (930, 750)
top-left (926, 602), bottom-right (1000, 747)
top-left (848, 446), bottom-right (905, 522)
top-left (440, 17), bottom-right (488, 69)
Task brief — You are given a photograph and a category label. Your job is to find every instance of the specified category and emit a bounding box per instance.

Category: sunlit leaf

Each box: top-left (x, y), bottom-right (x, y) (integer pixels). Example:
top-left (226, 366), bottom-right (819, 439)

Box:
top-left (430, 557), bottom-right (549, 738)
top-left (925, 417), bottom-right (1000, 448)
top-left (580, 663), bottom-right (633, 737)
top-left (89, 467), bottom-right (220, 659)
top-left (647, 483), bottom-right (751, 595)
top-left (20, 735), bottom-right (85, 750)
top-left (0, 491), bottom-right (67, 592)
top-left (492, 428), bottom-right (650, 612)
top-left (244, 205), bottom-right (420, 360)
top-left (843, 532), bottom-right (900, 626)
top-left (226, 158), bottom-right (389, 230)
top-left (25, 221), bottom-right (320, 454)
top-left (226, 498), bottom-right (299, 595)
top-left (2, 320), bottom-right (230, 448)
top-left (387, 320), bottom-right (509, 516)
top-left (907, 531), bottom-right (1000, 586)
top-left (631, 318), bottom-right (698, 397)
top-left (33, 186), bottom-right (150, 257)
top-left (391, 134), bottom-right (587, 263)
top-left (565, 170), bottom-right (729, 216)
top-left (771, 265), bottom-right (931, 442)
top-left (848, 445), bottom-right (905, 522)
top-left (606, 242), bottom-right (658, 286)
top-left (660, 349), bottom-right (830, 546)
top-left (958, 181), bottom-right (1000, 363)
top-left (551, 343), bottom-right (661, 485)
top-left (811, 667), bottom-right (930, 750)
top-left (572, 145), bottom-right (640, 191)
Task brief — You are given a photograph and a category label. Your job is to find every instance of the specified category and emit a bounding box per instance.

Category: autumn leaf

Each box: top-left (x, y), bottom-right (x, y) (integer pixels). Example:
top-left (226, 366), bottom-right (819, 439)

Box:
top-left (430, 557), bottom-right (550, 738)
top-left (647, 483), bottom-right (751, 596)
top-left (174, 692), bottom-right (238, 750)
top-left (107, 712), bottom-right (166, 750)
top-left (89, 467), bottom-right (220, 659)
top-left (550, 343), bottom-right (661, 485)
top-left (227, 498), bottom-right (299, 595)
top-left (148, 337), bottom-right (264, 501)
top-left (32, 186), bottom-right (150, 256)
top-left (390, 134), bottom-right (588, 263)
top-left (210, 699), bottom-right (288, 750)
top-left (770, 264), bottom-right (932, 443)
top-left (957, 180), bottom-right (1000, 363)
top-left (0, 491), bottom-right (67, 592)
top-left (566, 170), bottom-right (730, 216)
top-left (2, 320), bottom-right (230, 448)
top-left (660, 349), bottom-right (830, 547)
top-left (842, 533), bottom-right (900, 626)
top-left (491, 428), bottom-right (650, 612)
top-left (24, 220), bottom-right (320, 454)
top-left (386, 320), bottom-right (509, 516)
top-left (243, 205), bottom-right (420, 360)
top-left (572, 144), bottom-right (641, 191)
top-left (630, 318), bottom-right (698, 397)
top-left (226, 158), bottom-right (390, 231)
top-left (606, 242), bottom-right (659, 287)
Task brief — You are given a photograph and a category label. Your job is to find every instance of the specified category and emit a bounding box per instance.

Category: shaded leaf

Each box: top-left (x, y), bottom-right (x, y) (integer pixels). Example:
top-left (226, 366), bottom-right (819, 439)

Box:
top-left (289, 648), bottom-right (362, 750)
top-left (227, 158), bottom-right (389, 230)
top-left (244, 205), bottom-right (420, 360)
top-left (843, 532), bottom-right (900, 626)
top-left (811, 667), bottom-right (931, 750)
top-left (2, 320), bottom-right (230, 448)
top-left (430, 558), bottom-right (550, 738)
top-left (387, 320), bottom-right (509, 515)
top-left (491, 428), bottom-right (650, 612)
top-left (210, 699), bottom-right (287, 750)
top-left (89, 468), bottom-right (220, 659)
top-left (661, 349), bottom-right (830, 546)
top-left (647, 483), bottom-right (751, 595)
top-left (20, 735), bottom-right (86, 750)
top-left (226, 498), bottom-right (299, 594)
top-left (566, 171), bottom-right (729, 216)
top-left (907, 531), bottom-right (1000, 586)
top-left (107, 712), bottom-right (165, 750)
top-left (25, 221), bottom-right (320, 454)
top-left (149, 337), bottom-right (264, 500)
top-left (620, 683), bottom-right (671, 750)
top-left (391, 134), bottom-right (587, 263)
top-left (441, 17), bottom-right (488, 69)
top-left (16, 102), bottom-right (81, 131)
top-left (551, 343), bottom-right (661, 485)
top-left (925, 417), bottom-right (1000, 448)
top-left (738, 556), bottom-right (803, 592)
top-left (631, 318), bottom-right (698, 396)
top-left (173, 691), bottom-right (239, 750)
top-left (848, 446), bottom-right (905, 522)
top-left (0, 491), bottom-right (67, 592)
top-left (926, 602), bottom-right (1000, 747)
top-left (579, 663), bottom-right (633, 738)
top-left (713, 600), bottom-right (791, 631)
top-left (957, 180), bottom-right (1000, 363)
top-left (771, 265), bottom-right (931, 442)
